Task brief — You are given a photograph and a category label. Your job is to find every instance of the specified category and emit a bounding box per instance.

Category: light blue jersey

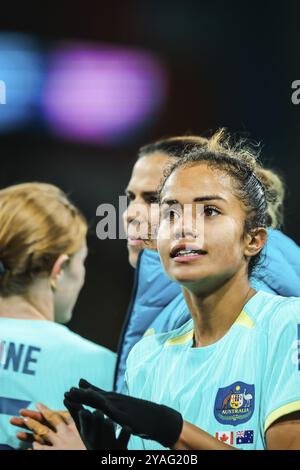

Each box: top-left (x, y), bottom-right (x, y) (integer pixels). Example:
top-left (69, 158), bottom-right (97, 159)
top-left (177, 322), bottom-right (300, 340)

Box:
top-left (0, 318), bottom-right (116, 449)
top-left (126, 290), bottom-right (300, 450)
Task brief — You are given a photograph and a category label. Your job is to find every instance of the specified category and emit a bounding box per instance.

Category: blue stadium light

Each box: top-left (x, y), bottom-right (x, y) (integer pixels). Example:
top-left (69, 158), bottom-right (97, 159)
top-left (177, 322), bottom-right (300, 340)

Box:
top-left (0, 33), bottom-right (44, 131)
top-left (0, 81), bottom-right (6, 105)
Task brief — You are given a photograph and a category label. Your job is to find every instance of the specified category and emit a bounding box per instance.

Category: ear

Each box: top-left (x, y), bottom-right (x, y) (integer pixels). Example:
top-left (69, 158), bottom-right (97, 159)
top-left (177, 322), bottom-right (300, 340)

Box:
top-left (244, 227), bottom-right (268, 258)
top-left (50, 254), bottom-right (70, 286)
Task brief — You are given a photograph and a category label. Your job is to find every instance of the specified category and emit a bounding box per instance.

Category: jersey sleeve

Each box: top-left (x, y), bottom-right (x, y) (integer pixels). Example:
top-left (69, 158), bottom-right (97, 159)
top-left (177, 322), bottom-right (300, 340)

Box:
top-left (262, 299), bottom-right (300, 432)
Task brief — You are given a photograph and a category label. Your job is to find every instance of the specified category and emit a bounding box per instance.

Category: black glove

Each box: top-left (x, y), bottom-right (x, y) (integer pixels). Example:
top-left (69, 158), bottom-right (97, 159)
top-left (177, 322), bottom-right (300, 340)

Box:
top-left (63, 397), bottom-right (83, 431)
top-left (65, 379), bottom-right (183, 448)
top-left (64, 397), bottom-right (131, 450)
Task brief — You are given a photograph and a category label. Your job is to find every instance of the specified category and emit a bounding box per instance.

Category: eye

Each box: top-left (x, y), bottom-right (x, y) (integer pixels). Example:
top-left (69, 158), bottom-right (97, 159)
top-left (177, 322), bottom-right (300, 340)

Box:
top-left (145, 195), bottom-right (158, 204)
top-left (204, 206), bottom-right (221, 217)
top-left (126, 192), bottom-right (135, 203)
top-left (162, 207), bottom-right (181, 220)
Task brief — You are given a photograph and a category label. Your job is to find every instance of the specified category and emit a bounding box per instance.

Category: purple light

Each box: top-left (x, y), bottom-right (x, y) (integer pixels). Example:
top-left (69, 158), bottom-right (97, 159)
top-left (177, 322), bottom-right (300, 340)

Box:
top-left (42, 43), bottom-right (168, 144)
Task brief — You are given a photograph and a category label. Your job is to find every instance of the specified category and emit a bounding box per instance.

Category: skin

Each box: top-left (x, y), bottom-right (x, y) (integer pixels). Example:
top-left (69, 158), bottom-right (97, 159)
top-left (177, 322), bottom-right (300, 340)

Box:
top-left (10, 404), bottom-right (86, 450)
top-left (53, 242), bottom-right (87, 324)
top-left (4, 241), bottom-right (88, 449)
top-left (123, 152), bottom-right (173, 267)
top-left (12, 156), bottom-right (299, 450)
top-left (0, 241), bottom-right (87, 324)
top-left (157, 163), bottom-right (300, 449)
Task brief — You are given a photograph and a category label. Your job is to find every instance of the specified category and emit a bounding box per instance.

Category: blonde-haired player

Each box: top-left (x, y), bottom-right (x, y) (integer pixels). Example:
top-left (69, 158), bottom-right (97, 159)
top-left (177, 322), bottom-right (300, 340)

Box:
top-left (0, 183), bottom-right (116, 449)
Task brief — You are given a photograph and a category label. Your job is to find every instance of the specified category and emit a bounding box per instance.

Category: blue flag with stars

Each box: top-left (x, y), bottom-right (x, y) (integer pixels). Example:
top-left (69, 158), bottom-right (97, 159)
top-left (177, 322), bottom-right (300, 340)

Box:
top-left (236, 430), bottom-right (254, 444)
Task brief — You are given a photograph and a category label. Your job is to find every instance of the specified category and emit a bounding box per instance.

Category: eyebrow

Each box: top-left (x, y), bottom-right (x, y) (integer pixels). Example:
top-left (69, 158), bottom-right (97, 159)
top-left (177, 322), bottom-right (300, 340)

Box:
top-left (124, 188), bottom-right (157, 196)
top-left (125, 189), bottom-right (158, 198)
top-left (161, 195), bottom-right (226, 205)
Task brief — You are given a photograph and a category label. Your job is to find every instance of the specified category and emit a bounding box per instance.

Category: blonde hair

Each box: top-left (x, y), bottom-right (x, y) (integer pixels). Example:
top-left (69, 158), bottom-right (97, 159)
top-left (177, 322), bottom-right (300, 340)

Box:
top-left (0, 182), bottom-right (87, 296)
top-left (256, 167), bottom-right (285, 228)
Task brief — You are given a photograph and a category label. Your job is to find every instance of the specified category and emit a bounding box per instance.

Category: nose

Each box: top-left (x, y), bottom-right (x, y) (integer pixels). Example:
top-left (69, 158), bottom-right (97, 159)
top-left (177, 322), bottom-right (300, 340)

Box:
top-left (123, 201), bottom-right (143, 226)
top-left (174, 226), bottom-right (197, 240)
top-left (123, 201), bottom-right (150, 239)
top-left (173, 206), bottom-right (204, 241)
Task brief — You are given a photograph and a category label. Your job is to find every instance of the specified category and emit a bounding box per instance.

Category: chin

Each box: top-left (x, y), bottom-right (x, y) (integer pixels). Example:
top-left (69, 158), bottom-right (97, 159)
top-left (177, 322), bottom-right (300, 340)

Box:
top-left (169, 266), bottom-right (212, 286)
top-left (128, 248), bottom-right (142, 268)
top-left (54, 309), bottom-right (73, 324)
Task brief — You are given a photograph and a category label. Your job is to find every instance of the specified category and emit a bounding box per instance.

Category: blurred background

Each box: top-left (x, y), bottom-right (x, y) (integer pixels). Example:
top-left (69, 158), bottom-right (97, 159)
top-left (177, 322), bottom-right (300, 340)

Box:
top-left (0, 0), bottom-right (299, 351)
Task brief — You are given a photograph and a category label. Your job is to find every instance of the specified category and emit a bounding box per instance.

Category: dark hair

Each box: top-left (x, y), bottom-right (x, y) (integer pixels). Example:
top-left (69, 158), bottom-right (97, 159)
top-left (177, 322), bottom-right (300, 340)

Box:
top-left (157, 129), bottom-right (284, 276)
top-left (138, 135), bottom-right (209, 160)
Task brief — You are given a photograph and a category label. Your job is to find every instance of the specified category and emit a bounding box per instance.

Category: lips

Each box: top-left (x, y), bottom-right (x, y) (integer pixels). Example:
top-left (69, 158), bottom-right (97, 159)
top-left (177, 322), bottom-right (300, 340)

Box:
top-left (127, 237), bottom-right (145, 246)
top-left (170, 243), bottom-right (207, 259)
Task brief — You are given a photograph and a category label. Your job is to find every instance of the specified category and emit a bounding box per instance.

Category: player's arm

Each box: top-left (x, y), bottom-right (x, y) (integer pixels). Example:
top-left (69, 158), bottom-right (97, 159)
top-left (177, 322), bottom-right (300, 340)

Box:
top-left (265, 411), bottom-right (300, 450)
top-left (65, 381), bottom-right (239, 450)
top-left (176, 414), bottom-right (300, 450)
top-left (172, 420), bottom-right (237, 450)
top-left (262, 302), bottom-right (300, 450)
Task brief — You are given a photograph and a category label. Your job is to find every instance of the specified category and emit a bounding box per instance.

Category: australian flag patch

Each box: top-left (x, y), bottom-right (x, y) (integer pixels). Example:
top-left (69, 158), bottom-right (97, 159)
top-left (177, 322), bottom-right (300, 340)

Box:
top-left (236, 430), bottom-right (254, 445)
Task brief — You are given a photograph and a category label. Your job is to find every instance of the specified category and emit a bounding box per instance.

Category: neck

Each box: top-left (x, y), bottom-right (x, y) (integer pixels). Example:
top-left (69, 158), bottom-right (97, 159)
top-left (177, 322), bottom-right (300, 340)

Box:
top-left (0, 281), bottom-right (54, 321)
top-left (183, 271), bottom-right (256, 347)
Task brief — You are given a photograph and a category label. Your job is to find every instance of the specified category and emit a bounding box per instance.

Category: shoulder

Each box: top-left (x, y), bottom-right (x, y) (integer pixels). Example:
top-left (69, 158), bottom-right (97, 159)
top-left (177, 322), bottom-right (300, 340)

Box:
top-left (57, 327), bottom-right (116, 390)
top-left (127, 318), bottom-right (194, 370)
top-left (251, 292), bottom-right (300, 349)
top-left (262, 293), bottom-right (300, 326)
top-left (247, 291), bottom-right (300, 326)
top-left (53, 324), bottom-right (116, 359)
top-left (267, 296), bottom-right (300, 342)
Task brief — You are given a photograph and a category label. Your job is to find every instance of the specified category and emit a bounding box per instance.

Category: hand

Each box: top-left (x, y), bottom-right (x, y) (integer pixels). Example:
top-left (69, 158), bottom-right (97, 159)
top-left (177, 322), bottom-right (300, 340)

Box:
top-left (10, 403), bottom-right (86, 450)
top-left (10, 405), bottom-right (70, 444)
top-left (73, 407), bottom-right (131, 450)
top-left (65, 379), bottom-right (183, 448)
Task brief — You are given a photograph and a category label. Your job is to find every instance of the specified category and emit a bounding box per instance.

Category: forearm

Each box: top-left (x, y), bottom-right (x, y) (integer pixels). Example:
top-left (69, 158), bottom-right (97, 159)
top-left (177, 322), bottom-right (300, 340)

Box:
top-left (171, 421), bottom-right (238, 450)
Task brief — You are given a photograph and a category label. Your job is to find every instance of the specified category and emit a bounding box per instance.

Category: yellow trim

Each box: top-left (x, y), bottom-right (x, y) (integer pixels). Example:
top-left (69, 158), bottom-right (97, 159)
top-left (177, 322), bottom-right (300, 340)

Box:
top-left (165, 329), bottom-right (194, 346)
top-left (164, 309), bottom-right (253, 347)
top-left (143, 327), bottom-right (155, 337)
top-left (265, 400), bottom-right (300, 432)
top-left (235, 310), bottom-right (255, 329)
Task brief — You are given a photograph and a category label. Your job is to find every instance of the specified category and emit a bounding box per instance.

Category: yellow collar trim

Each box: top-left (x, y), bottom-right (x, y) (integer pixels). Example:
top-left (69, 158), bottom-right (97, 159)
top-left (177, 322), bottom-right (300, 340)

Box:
top-left (234, 310), bottom-right (255, 329)
top-left (165, 310), bottom-right (254, 347)
top-left (165, 329), bottom-right (194, 346)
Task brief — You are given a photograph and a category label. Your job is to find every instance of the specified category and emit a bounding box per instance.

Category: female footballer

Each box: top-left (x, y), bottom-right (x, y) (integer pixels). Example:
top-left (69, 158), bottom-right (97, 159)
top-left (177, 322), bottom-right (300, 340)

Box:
top-left (66, 130), bottom-right (300, 450)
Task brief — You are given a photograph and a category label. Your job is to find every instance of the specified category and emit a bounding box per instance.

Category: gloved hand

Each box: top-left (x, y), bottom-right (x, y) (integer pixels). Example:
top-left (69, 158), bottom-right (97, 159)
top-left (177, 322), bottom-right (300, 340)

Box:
top-left (65, 379), bottom-right (183, 448)
top-left (63, 398), bottom-right (84, 431)
top-left (78, 408), bottom-right (131, 450)
top-left (64, 397), bottom-right (131, 450)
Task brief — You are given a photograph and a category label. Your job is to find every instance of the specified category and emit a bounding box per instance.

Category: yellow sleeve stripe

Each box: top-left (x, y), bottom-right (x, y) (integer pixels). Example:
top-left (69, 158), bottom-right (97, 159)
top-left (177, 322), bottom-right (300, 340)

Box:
top-left (265, 400), bottom-right (300, 432)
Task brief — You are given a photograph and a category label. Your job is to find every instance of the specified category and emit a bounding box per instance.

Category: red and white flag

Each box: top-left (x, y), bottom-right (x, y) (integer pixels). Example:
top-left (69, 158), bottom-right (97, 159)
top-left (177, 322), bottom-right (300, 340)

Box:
top-left (215, 431), bottom-right (234, 445)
